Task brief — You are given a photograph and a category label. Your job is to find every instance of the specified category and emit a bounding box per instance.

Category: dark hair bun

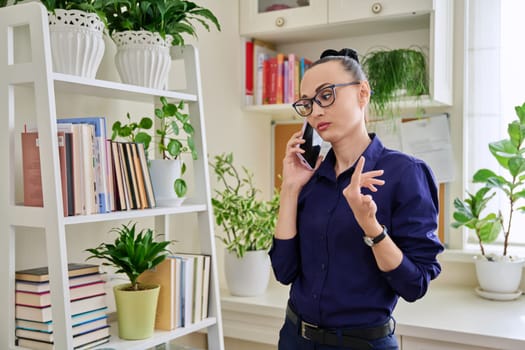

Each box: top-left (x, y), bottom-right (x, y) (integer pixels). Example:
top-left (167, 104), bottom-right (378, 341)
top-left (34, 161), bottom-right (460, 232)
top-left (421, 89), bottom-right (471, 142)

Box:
top-left (319, 48), bottom-right (359, 63)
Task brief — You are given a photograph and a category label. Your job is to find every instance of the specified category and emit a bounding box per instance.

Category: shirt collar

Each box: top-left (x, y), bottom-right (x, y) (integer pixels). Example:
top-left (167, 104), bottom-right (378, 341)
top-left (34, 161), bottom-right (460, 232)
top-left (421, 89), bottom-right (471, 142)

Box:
top-left (317, 133), bottom-right (384, 181)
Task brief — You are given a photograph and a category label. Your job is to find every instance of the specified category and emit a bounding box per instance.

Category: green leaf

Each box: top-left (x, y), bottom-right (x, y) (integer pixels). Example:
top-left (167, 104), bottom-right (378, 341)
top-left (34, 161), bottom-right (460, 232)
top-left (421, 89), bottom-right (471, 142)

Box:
top-left (174, 178), bottom-right (187, 197)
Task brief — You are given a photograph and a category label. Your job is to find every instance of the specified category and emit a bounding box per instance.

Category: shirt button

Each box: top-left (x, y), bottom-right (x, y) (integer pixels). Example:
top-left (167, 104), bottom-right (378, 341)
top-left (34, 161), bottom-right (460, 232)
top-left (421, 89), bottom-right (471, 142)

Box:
top-left (321, 264), bottom-right (326, 270)
top-left (313, 294), bottom-right (318, 299)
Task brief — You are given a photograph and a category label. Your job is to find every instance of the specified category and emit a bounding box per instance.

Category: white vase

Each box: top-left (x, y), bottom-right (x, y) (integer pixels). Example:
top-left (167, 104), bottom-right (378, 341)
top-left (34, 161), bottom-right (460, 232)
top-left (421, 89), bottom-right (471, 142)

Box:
top-left (48, 9), bottom-right (105, 78)
top-left (474, 255), bottom-right (524, 294)
top-left (148, 159), bottom-right (185, 207)
top-left (112, 31), bottom-right (173, 89)
top-left (224, 249), bottom-right (270, 297)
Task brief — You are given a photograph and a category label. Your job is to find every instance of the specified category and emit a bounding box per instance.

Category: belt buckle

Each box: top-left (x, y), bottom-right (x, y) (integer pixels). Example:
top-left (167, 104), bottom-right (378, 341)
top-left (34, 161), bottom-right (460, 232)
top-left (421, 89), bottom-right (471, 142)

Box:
top-left (300, 320), bottom-right (318, 340)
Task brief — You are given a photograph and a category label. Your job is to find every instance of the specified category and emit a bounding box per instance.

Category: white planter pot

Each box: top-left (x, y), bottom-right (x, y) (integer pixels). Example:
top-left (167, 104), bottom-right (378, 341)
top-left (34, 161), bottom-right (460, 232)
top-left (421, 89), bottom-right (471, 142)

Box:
top-left (112, 31), bottom-right (173, 89)
top-left (474, 255), bottom-right (524, 294)
top-left (48, 9), bottom-right (105, 78)
top-left (224, 249), bottom-right (270, 297)
top-left (149, 159), bottom-right (185, 207)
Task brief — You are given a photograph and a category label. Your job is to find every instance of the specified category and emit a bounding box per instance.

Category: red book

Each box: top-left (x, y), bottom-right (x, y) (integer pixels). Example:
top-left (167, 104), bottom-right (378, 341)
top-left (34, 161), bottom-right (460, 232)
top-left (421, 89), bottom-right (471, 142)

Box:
top-left (245, 39), bottom-right (254, 105)
top-left (276, 53), bottom-right (285, 104)
top-left (21, 131), bottom-right (68, 216)
top-left (267, 56), bottom-right (278, 105)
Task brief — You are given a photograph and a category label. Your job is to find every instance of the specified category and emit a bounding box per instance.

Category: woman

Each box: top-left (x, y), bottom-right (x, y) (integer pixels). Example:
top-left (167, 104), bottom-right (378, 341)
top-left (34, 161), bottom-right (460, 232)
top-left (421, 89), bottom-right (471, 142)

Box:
top-left (269, 48), bottom-right (444, 350)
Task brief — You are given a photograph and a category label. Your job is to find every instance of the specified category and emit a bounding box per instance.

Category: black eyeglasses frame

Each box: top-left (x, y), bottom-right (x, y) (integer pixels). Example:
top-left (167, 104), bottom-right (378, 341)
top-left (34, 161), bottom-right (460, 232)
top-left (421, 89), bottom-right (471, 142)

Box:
top-left (292, 81), bottom-right (361, 117)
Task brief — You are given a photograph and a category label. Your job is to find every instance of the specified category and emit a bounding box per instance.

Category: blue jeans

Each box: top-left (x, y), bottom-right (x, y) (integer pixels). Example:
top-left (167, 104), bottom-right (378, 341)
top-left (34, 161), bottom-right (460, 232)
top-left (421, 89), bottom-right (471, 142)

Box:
top-left (278, 316), bottom-right (399, 350)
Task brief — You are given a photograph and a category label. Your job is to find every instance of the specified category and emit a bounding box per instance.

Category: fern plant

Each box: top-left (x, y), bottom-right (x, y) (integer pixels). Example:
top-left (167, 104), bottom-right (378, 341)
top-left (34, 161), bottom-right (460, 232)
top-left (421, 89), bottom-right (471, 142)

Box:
top-left (85, 222), bottom-right (172, 291)
top-left (210, 153), bottom-right (280, 258)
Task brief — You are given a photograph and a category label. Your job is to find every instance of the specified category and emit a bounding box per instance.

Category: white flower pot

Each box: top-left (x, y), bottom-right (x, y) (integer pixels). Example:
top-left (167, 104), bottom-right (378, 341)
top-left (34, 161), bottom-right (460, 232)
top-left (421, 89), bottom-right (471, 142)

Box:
top-left (48, 9), bottom-right (105, 78)
top-left (112, 31), bottom-right (173, 89)
top-left (224, 249), bottom-right (270, 297)
top-left (148, 159), bottom-right (185, 207)
top-left (474, 255), bottom-right (524, 294)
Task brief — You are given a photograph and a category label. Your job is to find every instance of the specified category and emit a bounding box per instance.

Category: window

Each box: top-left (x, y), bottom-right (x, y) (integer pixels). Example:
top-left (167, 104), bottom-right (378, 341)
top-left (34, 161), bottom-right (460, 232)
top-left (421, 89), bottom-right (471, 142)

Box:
top-left (465, 0), bottom-right (525, 249)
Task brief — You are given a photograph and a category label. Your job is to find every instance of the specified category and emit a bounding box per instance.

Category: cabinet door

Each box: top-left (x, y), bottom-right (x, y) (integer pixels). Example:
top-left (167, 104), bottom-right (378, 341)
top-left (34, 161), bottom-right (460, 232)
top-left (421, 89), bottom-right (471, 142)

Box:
top-left (402, 336), bottom-right (496, 350)
top-left (328, 0), bottom-right (432, 24)
top-left (240, 0), bottom-right (327, 36)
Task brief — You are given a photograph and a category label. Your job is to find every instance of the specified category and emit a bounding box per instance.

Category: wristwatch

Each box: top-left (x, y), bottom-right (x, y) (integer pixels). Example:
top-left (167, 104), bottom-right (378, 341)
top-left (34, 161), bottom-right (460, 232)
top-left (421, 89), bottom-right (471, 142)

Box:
top-left (363, 225), bottom-right (388, 247)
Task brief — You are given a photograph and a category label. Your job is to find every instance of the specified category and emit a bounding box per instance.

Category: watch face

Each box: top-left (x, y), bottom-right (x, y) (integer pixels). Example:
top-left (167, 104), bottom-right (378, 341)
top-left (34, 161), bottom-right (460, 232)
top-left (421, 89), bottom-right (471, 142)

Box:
top-left (363, 236), bottom-right (374, 247)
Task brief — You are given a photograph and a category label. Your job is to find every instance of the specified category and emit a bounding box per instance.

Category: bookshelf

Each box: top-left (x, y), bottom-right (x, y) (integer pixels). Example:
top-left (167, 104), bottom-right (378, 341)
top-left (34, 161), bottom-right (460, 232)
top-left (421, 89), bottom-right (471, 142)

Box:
top-left (240, 0), bottom-right (453, 118)
top-left (0, 2), bottom-right (224, 350)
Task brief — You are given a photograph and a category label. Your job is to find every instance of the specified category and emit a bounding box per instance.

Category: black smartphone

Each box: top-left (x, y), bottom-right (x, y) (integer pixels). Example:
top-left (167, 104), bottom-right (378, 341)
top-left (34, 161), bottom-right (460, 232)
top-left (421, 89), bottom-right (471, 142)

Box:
top-left (296, 120), bottom-right (322, 170)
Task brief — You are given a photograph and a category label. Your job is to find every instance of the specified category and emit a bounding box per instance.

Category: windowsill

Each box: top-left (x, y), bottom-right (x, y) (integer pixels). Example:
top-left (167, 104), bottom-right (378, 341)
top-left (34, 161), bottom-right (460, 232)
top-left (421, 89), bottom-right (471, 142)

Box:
top-left (440, 245), bottom-right (525, 263)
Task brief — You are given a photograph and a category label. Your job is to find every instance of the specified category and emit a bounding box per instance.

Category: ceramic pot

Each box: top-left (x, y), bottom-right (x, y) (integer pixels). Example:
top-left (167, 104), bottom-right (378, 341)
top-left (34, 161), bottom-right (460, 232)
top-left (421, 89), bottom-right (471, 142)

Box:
top-left (148, 159), bottom-right (185, 207)
top-left (474, 255), bottom-right (524, 294)
top-left (112, 30), bottom-right (173, 89)
top-left (113, 283), bottom-right (160, 340)
top-left (48, 9), bottom-right (105, 78)
top-left (224, 249), bottom-right (270, 297)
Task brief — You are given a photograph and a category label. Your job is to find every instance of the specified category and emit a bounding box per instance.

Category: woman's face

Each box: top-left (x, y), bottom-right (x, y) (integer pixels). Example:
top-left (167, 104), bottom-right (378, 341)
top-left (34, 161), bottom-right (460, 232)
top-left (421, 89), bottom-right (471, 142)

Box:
top-left (300, 60), bottom-right (368, 144)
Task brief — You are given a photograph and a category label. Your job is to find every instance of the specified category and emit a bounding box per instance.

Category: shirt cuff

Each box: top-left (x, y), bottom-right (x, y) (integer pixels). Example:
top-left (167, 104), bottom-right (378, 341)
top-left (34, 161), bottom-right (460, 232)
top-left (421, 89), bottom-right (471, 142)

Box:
top-left (381, 254), bottom-right (420, 282)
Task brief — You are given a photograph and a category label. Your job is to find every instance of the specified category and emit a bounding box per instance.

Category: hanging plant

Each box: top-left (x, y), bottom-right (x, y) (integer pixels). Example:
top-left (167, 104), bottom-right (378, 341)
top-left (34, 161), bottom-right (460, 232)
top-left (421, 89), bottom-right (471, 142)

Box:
top-left (362, 47), bottom-right (429, 117)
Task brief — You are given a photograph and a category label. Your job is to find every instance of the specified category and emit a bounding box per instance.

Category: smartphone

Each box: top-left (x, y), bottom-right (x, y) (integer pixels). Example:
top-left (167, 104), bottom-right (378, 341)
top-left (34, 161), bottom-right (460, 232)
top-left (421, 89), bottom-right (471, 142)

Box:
top-left (296, 120), bottom-right (323, 170)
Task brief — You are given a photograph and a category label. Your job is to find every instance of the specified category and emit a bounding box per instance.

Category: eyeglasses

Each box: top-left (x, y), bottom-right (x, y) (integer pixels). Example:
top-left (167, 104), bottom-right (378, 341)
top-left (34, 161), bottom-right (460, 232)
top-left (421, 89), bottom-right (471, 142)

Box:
top-left (292, 81), bottom-right (361, 117)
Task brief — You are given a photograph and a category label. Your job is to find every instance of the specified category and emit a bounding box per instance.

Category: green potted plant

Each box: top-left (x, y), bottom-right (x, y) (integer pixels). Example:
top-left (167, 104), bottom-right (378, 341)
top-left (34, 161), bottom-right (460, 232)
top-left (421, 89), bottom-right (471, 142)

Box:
top-left (1, 0), bottom-right (107, 78)
top-left (452, 101), bottom-right (525, 299)
top-left (361, 47), bottom-right (429, 118)
top-left (98, 0), bottom-right (221, 89)
top-left (85, 221), bottom-right (172, 339)
top-left (112, 96), bottom-right (197, 205)
top-left (209, 153), bottom-right (280, 296)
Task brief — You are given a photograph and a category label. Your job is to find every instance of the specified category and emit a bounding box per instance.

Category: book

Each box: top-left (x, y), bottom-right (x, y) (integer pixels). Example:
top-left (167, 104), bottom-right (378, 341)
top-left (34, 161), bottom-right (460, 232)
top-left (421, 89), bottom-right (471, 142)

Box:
top-left (124, 142), bottom-right (141, 209)
top-left (16, 281), bottom-right (105, 307)
top-left (56, 123), bottom-right (84, 215)
top-left (58, 117), bottom-right (110, 213)
top-left (21, 131), bottom-right (68, 216)
top-left (174, 255), bottom-right (194, 327)
top-left (15, 294), bottom-right (107, 323)
top-left (244, 38), bottom-right (254, 105)
top-left (15, 273), bottom-right (103, 293)
top-left (16, 326), bottom-right (110, 350)
top-left (117, 142), bottom-right (133, 210)
top-left (177, 254), bottom-right (204, 323)
top-left (253, 39), bottom-right (276, 105)
top-left (201, 255), bottom-right (211, 320)
top-left (16, 308), bottom-right (108, 333)
top-left (15, 263), bottom-right (100, 283)
top-left (138, 257), bottom-right (181, 330)
top-left (276, 53), bottom-right (285, 104)
top-left (137, 142), bottom-right (156, 208)
top-left (130, 142), bottom-right (148, 209)
top-left (15, 317), bottom-right (108, 340)
top-left (110, 141), bottom-right (127, 210)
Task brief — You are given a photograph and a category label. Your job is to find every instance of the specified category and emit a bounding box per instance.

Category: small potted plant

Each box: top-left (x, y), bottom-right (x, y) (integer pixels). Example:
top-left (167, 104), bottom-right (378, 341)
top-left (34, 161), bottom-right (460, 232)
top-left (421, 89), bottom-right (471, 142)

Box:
top-left (99, 0), bottom-right (221, 89)
top-left (209, 153), bottom-right (280, 297)
top-left (361, 47), bottom-right (429, 118)
top-left (85, 221), bottom-right (172, 339)
top-left (2, 0), bottom-right (107, 78)
top-left (112, 96), bottom-right (197, 206)
top-left (452, 102), bottom-right (525, 299)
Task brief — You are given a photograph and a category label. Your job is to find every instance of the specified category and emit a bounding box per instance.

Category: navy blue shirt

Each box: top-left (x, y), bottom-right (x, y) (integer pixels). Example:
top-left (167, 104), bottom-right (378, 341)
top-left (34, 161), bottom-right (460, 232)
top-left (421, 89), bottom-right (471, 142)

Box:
top-left (270, 134), bottom-right (443, 328)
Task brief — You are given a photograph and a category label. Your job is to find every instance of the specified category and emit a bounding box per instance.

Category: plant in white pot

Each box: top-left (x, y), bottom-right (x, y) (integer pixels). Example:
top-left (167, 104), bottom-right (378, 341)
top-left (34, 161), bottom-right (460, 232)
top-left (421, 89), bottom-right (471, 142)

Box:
top-left (209, 153), bottom-right (280, 297)
top-left (99, 0), bottom-right (221, 89)
top-left (111, 96), bottom-right (197, 206)
top-left (3, 0), bottom-right (107, 78)
top-left (452, 102), bottom-right (525, 300)
top-left (85, 221), bottom-right (172, 339)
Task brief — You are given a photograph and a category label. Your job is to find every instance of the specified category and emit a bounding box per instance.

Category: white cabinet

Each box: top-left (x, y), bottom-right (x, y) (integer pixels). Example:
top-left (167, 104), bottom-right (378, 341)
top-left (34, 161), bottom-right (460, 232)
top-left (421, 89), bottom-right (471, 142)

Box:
top-left (328, 0), bottom-right (433, 23)
top-left (240, 0), bottom-right (453, 118)
top-left (401, 336), bottom-right (497, 350)
top-left (0, 3), bottom-right (224, 350)
top-left (240, 0), bottom-right (327, 36)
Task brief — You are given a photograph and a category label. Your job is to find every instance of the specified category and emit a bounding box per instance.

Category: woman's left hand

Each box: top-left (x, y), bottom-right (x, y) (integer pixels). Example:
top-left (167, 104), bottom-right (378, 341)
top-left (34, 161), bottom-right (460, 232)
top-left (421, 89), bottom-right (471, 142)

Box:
top-left (342, 156), bottom-right (385, 231)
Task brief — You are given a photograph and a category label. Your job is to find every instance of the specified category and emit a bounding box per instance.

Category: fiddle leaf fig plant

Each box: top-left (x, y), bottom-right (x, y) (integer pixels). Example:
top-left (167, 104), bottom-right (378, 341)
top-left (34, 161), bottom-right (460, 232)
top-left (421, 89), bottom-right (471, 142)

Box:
top-left (85, 221), bottom-right (172, 291)
top-left (452, 102), bottom-right (525, 258)
top-left (210, 153), bottom-right (280, 258)
top-left (111, 96), bottom-right (197, 198)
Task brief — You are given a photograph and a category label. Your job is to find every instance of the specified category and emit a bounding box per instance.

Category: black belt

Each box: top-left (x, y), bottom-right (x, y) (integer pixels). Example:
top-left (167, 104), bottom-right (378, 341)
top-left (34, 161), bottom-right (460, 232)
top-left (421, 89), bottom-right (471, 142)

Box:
top-left (286, 305), bottom-right (394, 349)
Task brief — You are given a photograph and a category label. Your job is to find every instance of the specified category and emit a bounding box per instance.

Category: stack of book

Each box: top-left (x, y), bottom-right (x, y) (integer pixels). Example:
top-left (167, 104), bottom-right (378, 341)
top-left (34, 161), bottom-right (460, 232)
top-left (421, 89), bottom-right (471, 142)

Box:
top-left (138, 254), bottom-right (211, 331)
top-left (14, 263), bottom-right (110, 350)
top-left (21, 116), bottom-right (156, 216)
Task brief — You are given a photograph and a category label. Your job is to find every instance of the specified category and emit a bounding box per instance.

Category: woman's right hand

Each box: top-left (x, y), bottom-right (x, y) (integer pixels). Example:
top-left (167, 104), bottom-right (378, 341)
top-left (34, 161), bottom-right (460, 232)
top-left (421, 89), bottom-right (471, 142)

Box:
top-left (281, 131), bottom-right (322, 192)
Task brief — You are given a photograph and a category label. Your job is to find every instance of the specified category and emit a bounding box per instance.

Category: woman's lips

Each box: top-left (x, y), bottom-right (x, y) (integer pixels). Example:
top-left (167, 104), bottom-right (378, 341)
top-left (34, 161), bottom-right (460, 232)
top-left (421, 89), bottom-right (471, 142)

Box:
top-left (317, 122), bottom-right (330, 131)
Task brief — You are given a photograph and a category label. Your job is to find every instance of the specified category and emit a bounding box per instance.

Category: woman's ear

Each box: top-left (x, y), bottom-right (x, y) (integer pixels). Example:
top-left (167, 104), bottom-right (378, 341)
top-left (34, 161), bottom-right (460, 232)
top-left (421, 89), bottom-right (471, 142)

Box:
top-left (358, 81), bottom-right (371, 108)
